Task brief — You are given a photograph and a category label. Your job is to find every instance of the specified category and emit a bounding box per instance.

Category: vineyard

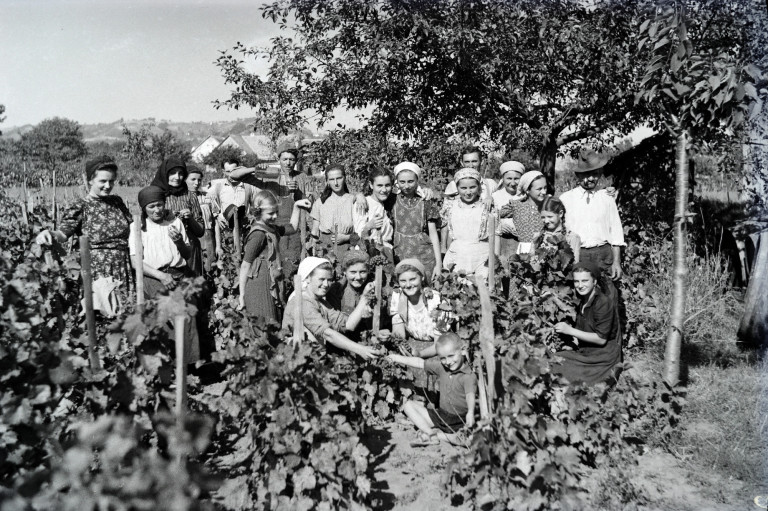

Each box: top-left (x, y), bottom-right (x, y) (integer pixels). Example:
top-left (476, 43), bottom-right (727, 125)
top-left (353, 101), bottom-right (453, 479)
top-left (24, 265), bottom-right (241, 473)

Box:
top-left (0, 143), bottom-right (763, 511)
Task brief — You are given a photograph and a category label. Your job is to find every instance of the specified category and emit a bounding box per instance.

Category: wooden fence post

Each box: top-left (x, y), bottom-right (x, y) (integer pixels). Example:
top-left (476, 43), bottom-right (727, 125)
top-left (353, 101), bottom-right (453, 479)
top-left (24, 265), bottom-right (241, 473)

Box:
top-left (80, 235), bottom-right (102, 371)
top-left (487, 214), bottom-right (496, 291)
top-left (474, 275), bottom-right (496, 410)
top-left (300, 209), bottom-right (308, 259)
top-left (52, 169), bottom-right (57, 230)
top-left (738, 231), bottom-right (768, 345)
top-left (174, 315), bottom-right (187, 427)
top-left (477, 365), bottom-right (489, 419)
top-left (132, 215), bottom-right (145, 310)
top-left (293, 273), bottom-right (304, 342)
top-left (233, 213), bottom-right (242, 267)
top-left (372, 266), bottom-right (383, 336)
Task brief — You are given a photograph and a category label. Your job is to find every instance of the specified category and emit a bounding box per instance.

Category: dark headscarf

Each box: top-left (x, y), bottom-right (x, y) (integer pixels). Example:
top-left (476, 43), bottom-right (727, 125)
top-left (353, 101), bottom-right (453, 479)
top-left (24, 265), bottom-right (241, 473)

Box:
top-left (85, 155), bottom-right (118, 182)
top-left (151, 156), bottom-right (188, 197)
top-left (138, 186), bottom-right (166, 210)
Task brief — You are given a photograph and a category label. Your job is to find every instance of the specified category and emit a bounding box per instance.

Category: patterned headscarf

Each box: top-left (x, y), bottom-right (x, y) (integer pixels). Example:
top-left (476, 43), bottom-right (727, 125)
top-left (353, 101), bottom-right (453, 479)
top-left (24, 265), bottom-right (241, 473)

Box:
top-left (453, 167), bottom-right (482, 184)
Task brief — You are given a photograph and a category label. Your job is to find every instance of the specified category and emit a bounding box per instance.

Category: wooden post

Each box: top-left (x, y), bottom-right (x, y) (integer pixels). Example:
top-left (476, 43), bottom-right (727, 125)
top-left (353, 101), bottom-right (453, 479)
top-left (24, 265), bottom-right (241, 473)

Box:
top-left (52, 169), bottom-right (57, 230)
top-left (293, 273), bottom-right (304, 342)
top-left (132, 215), bottom-right (145, 310)
top-left (233, 212), bottom-right (242, 266)
top-left (21, 198), bottom-right (29, 226)
top-left (80, 235), bottom-right (101, 371)
top-left (487, 214), bottom-right (496, 290)
top-left (300, 209), bottom-right (308, 259)
top-left (474, 275), bottom-right (495, 409)
top-left (477, 365), bottom-right (489, 419)
top-left (372, 266), bottom-right (383, 336)
top-left (174, 315), bottom-right (187, 427)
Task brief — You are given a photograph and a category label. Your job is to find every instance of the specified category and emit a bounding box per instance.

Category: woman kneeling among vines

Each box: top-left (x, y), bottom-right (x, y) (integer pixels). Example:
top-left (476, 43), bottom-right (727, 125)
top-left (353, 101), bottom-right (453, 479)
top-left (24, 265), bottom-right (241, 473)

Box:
top-left (282, 257), bottom-right (383, 360)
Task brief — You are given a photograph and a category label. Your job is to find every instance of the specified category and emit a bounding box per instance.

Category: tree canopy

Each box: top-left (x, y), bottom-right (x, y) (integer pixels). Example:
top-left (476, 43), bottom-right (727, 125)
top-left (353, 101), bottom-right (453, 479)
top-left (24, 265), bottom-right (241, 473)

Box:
top-left (20, 117), bottom-right (87, 174)
top-left (216, 0), bottom-right (766, 188)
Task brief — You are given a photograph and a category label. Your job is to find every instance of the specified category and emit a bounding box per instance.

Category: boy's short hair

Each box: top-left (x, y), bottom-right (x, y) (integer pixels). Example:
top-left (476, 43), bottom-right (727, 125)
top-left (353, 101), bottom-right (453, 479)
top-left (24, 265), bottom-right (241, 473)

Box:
top-left (436, 332), bottom-right (462, 352)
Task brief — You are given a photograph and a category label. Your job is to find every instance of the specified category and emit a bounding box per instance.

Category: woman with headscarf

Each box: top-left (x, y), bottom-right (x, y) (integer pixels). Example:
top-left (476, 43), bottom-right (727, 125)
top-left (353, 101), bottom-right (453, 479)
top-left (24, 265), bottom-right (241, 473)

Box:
top-left (391, 162), bottom-right (442, 282)
top-left (282, 257), bottom-right (382, 359)
top-left (129, 185), bottom-right (199, 363)
top-left (151, 156), bottom-right (205, 275)
top-left (36, 155), bottom-right (133, 315)
top-left (499, 170), bottom-right (550, 255)
top-left (129, 186), bottom-right (194, 298)
top-left (492, 161), bottom-right (526, 258)
top-left (441, 168), bottom-right (501, 279)
top-left (553, 261), bottom-right (621, 385)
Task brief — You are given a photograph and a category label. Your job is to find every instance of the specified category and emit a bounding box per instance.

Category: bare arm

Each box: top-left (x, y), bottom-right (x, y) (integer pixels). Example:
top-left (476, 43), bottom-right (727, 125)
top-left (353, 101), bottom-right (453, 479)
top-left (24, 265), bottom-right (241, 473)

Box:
top-left (238, 261), bottom-right (251, 309)
top-left (386, 353), bottom-right (426, 369)
top-left (428, 222), bottom-right (442, 278)
top-left (554, 323), bottom-right (607, 346)
top-left (345, 283), bottom-right (374, 331)
top-left (465, 391), bottom-right (476, 427)
top-left (323, 329), bottom-right (381, 360)
top-left (143, 262), bottom-right (174, 288)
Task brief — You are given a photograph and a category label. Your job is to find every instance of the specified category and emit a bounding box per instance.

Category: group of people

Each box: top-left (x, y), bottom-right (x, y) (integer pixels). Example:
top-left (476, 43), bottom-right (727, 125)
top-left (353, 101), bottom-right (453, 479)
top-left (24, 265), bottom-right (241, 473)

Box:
top-left (35, 143), bottom-right (626, 444)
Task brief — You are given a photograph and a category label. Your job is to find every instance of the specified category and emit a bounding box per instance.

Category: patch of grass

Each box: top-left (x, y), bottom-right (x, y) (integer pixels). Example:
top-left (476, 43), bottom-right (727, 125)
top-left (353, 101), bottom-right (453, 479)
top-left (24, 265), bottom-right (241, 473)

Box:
top-left (669, 357), bottom-right (767, 498)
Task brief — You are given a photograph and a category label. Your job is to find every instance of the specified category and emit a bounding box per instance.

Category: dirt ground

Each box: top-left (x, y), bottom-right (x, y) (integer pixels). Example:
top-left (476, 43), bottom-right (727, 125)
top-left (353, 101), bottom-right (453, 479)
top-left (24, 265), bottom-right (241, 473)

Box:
top-left (365, 419), bottom-right (759, 511)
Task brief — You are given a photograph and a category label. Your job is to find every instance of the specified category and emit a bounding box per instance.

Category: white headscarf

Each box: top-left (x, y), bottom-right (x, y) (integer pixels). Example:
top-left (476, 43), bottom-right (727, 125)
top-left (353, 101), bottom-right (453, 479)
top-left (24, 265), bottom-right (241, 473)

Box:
top-left (288, 257), bottom-right (332, 302)
top-left (394, 161), bottom-right (421, 179)
top-left (516, 171), bottom-right (545, 199)
top-left (499, 161), bottom-right (525, 178)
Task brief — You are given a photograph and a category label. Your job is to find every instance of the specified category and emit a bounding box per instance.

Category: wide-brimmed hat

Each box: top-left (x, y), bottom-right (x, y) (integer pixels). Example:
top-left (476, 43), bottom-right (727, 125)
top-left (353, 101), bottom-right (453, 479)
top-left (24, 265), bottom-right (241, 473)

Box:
top-left (574, 149), bottom-right (610, 173)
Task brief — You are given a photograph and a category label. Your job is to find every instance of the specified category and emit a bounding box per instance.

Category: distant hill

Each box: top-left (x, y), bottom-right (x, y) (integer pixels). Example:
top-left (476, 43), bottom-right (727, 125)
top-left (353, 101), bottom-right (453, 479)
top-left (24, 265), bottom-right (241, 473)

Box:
top-left (1, 117), bottom-right (277, 146)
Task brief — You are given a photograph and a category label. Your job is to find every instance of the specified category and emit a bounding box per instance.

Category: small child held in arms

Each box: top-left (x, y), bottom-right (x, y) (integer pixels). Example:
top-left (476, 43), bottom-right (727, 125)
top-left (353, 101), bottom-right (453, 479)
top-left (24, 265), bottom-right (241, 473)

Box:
top-left (387, 333), bottom-right (476, 445)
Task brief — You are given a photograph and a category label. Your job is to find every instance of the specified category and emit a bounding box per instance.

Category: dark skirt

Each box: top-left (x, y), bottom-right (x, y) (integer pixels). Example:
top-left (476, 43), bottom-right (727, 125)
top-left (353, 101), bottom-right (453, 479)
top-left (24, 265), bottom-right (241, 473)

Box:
top-left (187, 235), bottom-right (203, 276)
top-left (243, 261), bottom-right (281, 323)
top-left (555, 338), bottom-right (622, 385)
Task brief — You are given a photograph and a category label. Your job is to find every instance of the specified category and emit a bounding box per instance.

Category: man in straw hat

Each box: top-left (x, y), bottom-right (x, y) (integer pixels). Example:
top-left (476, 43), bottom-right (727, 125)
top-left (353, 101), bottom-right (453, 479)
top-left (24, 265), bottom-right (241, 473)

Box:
top-left (559, 149), bottom-right (625, 297)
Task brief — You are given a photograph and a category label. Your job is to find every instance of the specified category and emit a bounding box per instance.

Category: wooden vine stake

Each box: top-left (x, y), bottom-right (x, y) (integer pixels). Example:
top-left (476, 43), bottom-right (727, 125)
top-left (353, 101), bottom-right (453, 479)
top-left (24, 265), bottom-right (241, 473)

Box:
top-left (473, 275), bottom-right (496, 411)
top-left (174, 315), bottom-right (187, 427)
top-left (52, 169), bottom-right (57, 230)
top-left (293, 273), bottom-right (304, 343)
top-left (233, 212), bottom-right (242, 267)
top-left (487, 215), bottom-right (496, 290)
top-left (372, 265), bottom-right (383, 336)
top-left (299, 209), bottom-right (308, 259)
top-left (738, 231), bottom-right (768, 345)
top-left (79, 235), bottom-right (102, 371)
top-left (477, 365), bottom-right (489, 419)
top-left (132, 215), bottom-right (145, 310)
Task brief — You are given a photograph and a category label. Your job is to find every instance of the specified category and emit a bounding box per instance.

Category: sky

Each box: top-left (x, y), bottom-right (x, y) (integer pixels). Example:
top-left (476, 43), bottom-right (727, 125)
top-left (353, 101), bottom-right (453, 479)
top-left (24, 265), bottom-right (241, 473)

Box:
top-left (0, 0), bottom-right (286, 128)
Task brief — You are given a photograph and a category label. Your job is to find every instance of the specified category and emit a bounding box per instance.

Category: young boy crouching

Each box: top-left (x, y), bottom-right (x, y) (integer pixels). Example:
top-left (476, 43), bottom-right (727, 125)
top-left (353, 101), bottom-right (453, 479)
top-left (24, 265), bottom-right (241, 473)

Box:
top-left (387, 333), bottom-right (476, 445)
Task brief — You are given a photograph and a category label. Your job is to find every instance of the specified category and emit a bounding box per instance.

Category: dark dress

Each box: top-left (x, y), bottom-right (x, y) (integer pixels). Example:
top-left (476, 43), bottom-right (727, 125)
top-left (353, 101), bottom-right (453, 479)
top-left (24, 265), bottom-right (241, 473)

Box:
top-left (392, 195), bottom-right (440, 281)
top-left (242, 222), bottom-right (296, 322)
top-left (555, 287), bottom-right (622, 385)
top-left (59, 195), bottom-right (134, 299)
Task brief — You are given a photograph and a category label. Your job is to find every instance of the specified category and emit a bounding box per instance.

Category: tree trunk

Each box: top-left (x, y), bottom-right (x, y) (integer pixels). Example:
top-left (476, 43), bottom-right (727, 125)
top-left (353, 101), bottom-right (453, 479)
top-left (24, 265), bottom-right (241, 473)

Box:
top-left (539, 134), bottom-right (558, 194)
top-left (663, 129), bottom-right (689, 387)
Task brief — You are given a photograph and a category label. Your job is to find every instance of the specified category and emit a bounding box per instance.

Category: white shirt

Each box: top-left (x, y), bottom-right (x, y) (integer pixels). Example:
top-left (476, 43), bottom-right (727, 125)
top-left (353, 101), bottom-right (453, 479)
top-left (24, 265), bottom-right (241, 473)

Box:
top-left (353, 196), bottom-right (393, 247)
top-left (206, 179), bottom-right (261, 215)
top-left (559, 187), bottom-right (625, 248)
top-left (129, 217), bottom-right (189, 270)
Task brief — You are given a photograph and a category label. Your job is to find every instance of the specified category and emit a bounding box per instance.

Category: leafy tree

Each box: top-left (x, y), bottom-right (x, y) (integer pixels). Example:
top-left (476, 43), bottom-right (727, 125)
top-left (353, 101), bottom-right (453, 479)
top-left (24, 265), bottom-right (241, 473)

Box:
top-left (203, 144), bottom-right (264, 171)
top-left (215, 0), bottom-right (649, 190)
top-left (20, 117), bottom-right (87, 179)
top-left (634, 0), bottom-right (767, 385)
top-left (121, 122), bottom-right (190, 170)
